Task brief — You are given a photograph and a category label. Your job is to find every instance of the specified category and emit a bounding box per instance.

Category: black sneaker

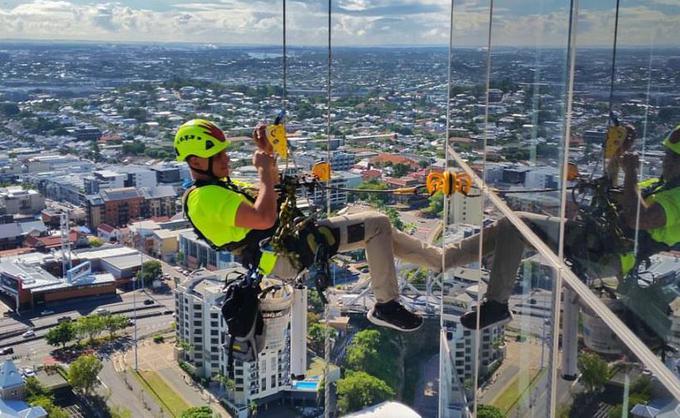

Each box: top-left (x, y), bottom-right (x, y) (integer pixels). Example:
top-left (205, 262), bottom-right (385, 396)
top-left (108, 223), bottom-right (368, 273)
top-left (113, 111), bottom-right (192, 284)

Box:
top-left (367, 300), bottom-right (423, 332)
top-left (460, 300), bottom-right (512, 330)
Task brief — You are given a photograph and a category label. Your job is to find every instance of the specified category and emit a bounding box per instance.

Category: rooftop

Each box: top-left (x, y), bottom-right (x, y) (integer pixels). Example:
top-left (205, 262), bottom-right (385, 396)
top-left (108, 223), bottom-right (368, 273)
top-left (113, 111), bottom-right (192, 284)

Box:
top-left (101, 187), bottom-right (143, 202)
top-left (0, 360), bottom-right (23, 390)
top-left (0, 260), bottom-right (115, 293)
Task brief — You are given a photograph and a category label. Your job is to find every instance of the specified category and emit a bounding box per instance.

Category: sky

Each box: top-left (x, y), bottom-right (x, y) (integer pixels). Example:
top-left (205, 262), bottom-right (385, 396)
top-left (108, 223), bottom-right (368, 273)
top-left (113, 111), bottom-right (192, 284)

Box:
top-left (0, 0), bottom-right (678, 47)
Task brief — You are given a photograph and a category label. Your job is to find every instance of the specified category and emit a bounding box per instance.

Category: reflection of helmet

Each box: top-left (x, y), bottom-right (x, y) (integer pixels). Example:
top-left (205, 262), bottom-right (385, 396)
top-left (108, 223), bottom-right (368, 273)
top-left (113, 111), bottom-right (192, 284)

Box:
top-left (174, 119), bottom-right (229, 162)
top-left (662, 124), bottom-right (680, 156)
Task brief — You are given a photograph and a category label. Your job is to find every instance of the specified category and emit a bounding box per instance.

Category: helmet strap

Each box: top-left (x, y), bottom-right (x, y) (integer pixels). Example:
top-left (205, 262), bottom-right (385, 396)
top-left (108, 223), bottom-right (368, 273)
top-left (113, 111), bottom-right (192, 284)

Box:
top-left (191, 155), bottom-right (220, 180)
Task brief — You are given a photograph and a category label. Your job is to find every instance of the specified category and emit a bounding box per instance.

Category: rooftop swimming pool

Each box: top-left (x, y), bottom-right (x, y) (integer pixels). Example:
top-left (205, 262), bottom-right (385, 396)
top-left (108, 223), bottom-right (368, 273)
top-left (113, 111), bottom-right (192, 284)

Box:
top-left (293, 380), bottom-right (319, 391)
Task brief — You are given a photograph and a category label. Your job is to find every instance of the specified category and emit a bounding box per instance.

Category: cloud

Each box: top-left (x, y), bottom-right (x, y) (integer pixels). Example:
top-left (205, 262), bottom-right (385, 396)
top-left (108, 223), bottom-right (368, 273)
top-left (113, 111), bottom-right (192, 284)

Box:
top-left (0, 0), bottom-right (677, 47)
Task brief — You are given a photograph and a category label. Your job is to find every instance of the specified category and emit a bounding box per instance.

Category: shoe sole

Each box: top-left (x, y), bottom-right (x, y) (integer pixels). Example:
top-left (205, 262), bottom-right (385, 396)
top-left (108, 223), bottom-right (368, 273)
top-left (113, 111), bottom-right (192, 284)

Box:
top-left (367, 308), bottom-right (423, 332)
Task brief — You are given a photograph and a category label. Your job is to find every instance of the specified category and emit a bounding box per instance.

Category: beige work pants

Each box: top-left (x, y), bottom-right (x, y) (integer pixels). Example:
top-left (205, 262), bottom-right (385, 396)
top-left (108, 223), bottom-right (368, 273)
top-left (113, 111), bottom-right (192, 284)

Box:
top-left (270, 210), bottom-right (602, 305)
top-left (270, 211), bottom-right (447, 304)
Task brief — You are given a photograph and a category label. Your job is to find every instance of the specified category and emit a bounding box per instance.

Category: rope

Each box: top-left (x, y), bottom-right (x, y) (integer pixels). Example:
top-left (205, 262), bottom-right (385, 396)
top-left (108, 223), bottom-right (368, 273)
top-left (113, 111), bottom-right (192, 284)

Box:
top-left (282, 0), bottom-right (290, 175)
top-left (598, 0), bottom-right (621, 181)
top-left (472, 2), bottom-right (495, 416)
top-left (323, 2), bottom-right (332, 417)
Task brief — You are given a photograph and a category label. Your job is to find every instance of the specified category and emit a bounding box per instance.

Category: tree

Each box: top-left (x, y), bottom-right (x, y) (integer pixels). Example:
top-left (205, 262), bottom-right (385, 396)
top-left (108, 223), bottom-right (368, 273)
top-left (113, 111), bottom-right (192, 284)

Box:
top-left (248, 400), bottom-right (258, 417)
top-left (29, 395), bottom-right (69, 418)
top-left (426, 192), bottom-right (444, 217)
top-left (345, 329), bottom-right (399, 390)
top-left (380, 206), bottom-right (404, 231)
top-left (25, 376), bottom-right (49, 401)
top-left (122, 140), bottom-right (145, 155)
top-left (125, 107), bottom-right (148, 123)
top-left (308, 323), bottom-right (337, 354)
top-left (392, 163), bottom-right (411, 178)
top-left (89, 141), bottom-right (102, 162)
top-left (578, 352), bottom-right (611, 393)
top-left (138, 260), bottom-right (162, 286)
top-left (45, 322), bottom-right (75, 348)
top-left (357, 180), bottom-right (390, 205)
top-left (215, 373), bottom-right (235, 394)
top-left (102, 314), bottom-right (129, 338)
top-left (76, 315), bottom-right (105, 343)
top-left (89, 237), bottom-right (103, 247)
top-left (336, 371), bottom-right (395, 414)
top-left (180, 406), bottom-right (213, 418)
top-left (478, 404), bottom-right (504, 418)
top-left (406, 268), bottom-right (428, 286)
top-left (308, 289), bottom-right (324, 313)
top-left (68, 354), bottom-right (103, 396)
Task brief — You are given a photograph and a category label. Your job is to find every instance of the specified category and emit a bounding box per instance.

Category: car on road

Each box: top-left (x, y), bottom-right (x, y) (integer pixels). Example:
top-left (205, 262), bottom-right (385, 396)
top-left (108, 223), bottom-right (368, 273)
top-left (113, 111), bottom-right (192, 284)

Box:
top-left (57, 316), bottom-right (72, 323)
top-left (143, 299), bottom-right (154, 305)
top-left (174, 266), bottom-right (183, 272)
top-left (95, 308), bottom-right (110, 316)
top-left (40, 310), bottom-right (54, 316)
top-left (21, 330), bottom-right (35, 338)
top-left (22, 368), bottom-right (36, 377)
top-left (0, 347), bottom-right (14, 355)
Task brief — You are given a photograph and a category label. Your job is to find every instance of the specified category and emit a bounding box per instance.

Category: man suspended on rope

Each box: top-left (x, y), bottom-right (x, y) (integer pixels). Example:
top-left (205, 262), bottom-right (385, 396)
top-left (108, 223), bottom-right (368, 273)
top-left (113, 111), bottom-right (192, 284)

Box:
top-left (176, 119), bottom-right (473, 332)
top-left (459, 124), bottom-right (680, 330)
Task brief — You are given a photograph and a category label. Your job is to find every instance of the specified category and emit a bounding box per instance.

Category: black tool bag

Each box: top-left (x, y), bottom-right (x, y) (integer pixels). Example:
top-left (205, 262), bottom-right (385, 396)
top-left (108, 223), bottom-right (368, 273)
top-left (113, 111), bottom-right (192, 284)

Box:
top-left (221, 272), bottom-right (265, 377)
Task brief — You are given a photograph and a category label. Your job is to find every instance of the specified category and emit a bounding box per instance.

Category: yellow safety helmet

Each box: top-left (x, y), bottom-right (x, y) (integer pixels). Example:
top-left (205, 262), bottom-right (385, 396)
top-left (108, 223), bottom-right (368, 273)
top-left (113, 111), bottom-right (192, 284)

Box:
top-left (662, 124), bottom-right (680, 156)
top-left (174, 119), bottom-right (230, 162)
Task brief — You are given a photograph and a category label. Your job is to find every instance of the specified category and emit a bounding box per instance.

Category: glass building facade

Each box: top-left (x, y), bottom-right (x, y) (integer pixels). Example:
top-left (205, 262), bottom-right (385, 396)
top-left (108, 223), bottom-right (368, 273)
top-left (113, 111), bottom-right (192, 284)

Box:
top-left (438, 1), bottom-right (680, 417)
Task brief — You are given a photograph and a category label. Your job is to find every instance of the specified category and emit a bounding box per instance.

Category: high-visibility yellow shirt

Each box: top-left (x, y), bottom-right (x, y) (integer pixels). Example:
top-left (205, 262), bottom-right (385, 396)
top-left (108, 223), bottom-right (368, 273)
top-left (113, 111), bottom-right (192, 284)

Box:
top-left (185, 183), bottom-right (277, 274)
top-left (637, 178), bottom-right (680, 246)
top-left (620, 177), bottom-right (680, 274)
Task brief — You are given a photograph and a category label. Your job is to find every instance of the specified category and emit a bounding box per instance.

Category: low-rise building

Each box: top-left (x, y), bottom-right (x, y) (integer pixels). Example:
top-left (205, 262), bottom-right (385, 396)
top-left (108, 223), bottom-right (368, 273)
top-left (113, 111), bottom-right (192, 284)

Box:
top-left (0, 257), bottom-right (117, 311)
top-left (0, 223), bottom-right (24, 251)
top-left (83, 170), bottom-right (126, 194)
top-left (0, 187), bottom-right (45, 215)
top-left (178, 230), bottom-right (236, 270)
top-left (150, 228), bottom-right (184, 263)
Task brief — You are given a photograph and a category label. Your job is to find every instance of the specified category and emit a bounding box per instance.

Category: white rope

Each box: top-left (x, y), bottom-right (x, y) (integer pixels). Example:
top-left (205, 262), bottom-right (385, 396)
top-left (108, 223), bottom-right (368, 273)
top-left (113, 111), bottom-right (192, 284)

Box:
top-left (323, 1), bottom-right (333, 417)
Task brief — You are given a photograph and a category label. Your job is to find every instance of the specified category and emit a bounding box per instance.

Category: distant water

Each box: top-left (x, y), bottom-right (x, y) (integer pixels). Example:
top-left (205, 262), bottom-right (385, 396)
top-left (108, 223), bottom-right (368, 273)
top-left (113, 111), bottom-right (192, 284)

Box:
top-left (247, 52), bottom-right (283, 59)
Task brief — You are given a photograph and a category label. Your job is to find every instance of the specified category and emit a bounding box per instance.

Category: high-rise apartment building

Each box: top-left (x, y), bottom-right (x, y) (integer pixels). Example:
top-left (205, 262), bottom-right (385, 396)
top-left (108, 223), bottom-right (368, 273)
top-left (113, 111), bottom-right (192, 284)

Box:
top-left (175, 270), bottom-right (304, 417)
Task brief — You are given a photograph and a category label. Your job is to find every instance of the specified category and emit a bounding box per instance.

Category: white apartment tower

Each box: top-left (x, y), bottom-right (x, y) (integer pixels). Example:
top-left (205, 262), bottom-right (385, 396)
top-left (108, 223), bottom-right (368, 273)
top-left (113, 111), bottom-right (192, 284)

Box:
top-left (175, 269), bottom-right (303, 417)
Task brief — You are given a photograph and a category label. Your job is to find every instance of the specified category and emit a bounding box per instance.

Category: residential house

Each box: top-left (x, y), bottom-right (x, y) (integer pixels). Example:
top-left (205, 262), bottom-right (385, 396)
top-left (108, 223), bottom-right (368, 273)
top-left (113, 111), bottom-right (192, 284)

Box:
top-left (0, 360), bottom-right (47, 418)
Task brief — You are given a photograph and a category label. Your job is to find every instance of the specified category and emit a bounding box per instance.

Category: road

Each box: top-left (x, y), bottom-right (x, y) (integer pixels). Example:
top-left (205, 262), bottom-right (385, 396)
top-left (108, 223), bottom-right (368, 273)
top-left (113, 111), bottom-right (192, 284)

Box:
top-left (99, 359), bottom-right (162, 418)
top-left (509, 369), bottom-right (576, 417)
top-left (2, 309), bottom-right (175, 365)
top-left (0, 288), bottom-right (174, 347)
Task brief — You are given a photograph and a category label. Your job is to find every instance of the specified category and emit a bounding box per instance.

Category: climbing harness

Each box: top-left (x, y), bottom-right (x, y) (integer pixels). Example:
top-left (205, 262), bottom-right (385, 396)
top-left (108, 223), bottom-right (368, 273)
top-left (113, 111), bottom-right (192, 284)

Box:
top-left (222, 268), bottom-right (265, 377)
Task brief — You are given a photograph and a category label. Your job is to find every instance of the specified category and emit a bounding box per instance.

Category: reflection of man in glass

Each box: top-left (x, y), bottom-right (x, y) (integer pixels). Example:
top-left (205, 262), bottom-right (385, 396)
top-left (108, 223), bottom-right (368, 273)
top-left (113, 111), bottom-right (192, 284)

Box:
top-left (459, 124), bottom-right (680, 330)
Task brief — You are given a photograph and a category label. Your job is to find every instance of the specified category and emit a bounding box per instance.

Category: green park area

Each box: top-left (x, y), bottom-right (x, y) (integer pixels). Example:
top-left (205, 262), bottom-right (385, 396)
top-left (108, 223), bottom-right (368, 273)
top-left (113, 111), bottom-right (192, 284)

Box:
top-left (134, 370), bottom-right (191, 417)
top-left (491, 369), bottom-right (546, 414)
